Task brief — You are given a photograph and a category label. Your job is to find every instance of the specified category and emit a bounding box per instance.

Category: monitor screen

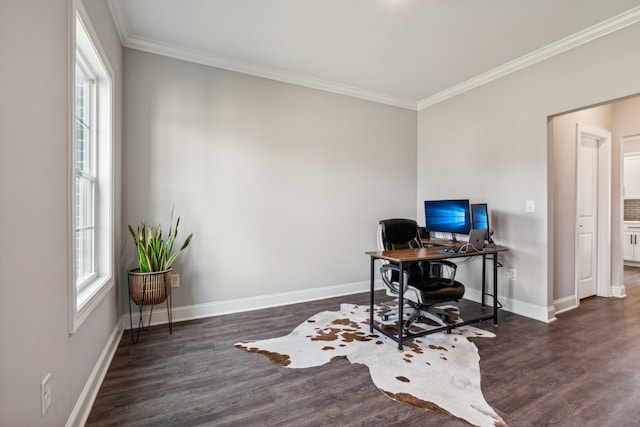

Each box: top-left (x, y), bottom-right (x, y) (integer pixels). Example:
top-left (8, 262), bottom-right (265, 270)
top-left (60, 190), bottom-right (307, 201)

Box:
top-left (424, 199), bottom-right (471, 235)
top-left (471, 203), bottom-right (490, 240)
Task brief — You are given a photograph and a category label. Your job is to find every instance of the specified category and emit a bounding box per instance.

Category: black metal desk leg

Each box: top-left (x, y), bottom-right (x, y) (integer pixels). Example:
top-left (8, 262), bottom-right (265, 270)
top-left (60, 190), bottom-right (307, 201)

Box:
top-left (370, 256), bottom-right (375, 332)
top-left (397, 261), bottom-right (404, 350)
top-left (493, 253), bottom-right (499, 325)
top-left (481, 254), bottom-right (487, 308)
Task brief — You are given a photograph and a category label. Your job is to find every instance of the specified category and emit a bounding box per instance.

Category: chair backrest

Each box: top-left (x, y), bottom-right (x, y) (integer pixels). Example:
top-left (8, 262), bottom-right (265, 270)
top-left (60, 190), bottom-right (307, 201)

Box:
top-left (378, 219), bottom-right (422, 250)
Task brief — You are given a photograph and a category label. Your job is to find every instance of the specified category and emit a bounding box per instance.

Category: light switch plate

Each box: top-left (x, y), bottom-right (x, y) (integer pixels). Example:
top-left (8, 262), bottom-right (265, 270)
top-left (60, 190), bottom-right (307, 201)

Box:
top-left (526, 200), bottom-right (535, 213)
top-left (41, 373), bottom-right (52, 416)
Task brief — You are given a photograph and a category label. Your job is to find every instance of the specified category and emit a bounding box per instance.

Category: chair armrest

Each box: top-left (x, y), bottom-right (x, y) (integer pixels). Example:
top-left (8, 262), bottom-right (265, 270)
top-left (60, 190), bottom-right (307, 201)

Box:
top-left (380, 263), bottom-right (409, 294)
top-left (429, 259), bottom-right (457, 270)
top-left (428, 260), bottom-right (457, 284)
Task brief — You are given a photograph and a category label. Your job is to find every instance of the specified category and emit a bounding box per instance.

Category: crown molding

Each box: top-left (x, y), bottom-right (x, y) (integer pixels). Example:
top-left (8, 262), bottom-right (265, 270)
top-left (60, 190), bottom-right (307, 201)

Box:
top-left (124, 34), bottom-right (418, 110)
top-left (417, 5), bottom-right (640, 110)
top-left (107, 0), bottom-right (130, 47)
top-left (108, 0), bottom-right (640, 112)
top-left (107, 0), bottom-right (416, 109)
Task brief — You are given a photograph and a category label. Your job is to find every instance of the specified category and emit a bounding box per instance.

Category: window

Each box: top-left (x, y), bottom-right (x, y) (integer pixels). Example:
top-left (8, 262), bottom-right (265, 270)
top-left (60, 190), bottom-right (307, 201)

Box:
top-left (70, 6), bottom-right (114, 333)
top-left (75, 52), bottom-right (96, 290)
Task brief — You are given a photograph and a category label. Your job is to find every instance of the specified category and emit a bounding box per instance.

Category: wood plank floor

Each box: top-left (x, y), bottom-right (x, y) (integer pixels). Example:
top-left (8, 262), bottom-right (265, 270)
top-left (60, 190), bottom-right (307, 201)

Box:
top-left (86, 271), bottom-right (640, 427)
top-left (624, 265), bottom-right (640, 289)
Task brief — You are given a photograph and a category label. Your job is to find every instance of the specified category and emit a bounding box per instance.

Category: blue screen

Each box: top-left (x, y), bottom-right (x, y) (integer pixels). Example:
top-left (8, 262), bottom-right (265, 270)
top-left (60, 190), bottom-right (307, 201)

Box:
top-left (424, 199), bottom-right (471, 234)
top-left (471, 203), bottom-right (490, 240)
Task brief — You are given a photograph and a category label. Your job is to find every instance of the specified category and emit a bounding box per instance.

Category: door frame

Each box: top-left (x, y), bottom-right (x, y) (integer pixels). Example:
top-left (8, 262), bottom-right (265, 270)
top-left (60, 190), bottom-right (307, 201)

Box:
top-left (574, 123), bottom-right (611, 306)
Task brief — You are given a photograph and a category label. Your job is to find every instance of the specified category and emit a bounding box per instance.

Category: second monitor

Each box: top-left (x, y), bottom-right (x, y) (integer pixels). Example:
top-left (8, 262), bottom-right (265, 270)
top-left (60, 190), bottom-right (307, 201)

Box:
top-left (471, 203), bottom-right (493, 243)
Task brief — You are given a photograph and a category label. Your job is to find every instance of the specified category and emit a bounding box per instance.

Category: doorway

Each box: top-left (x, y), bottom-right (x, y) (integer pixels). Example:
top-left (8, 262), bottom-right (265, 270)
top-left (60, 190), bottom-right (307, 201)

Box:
top-left (620, 134), bottom-right (640, 298)
top-left (574, 124), bottom-right (611, 305)
top-left (551, 96), bottom-right (640, 316)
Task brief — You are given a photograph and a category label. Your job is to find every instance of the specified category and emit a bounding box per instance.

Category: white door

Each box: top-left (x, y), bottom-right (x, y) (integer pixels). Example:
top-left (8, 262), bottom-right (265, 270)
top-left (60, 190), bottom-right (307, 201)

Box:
top-left (576, 134), bottom-right (599, 299)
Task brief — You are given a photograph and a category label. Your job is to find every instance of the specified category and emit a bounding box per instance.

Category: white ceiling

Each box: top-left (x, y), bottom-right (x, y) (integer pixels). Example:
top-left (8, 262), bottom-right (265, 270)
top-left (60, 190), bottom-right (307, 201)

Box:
top-left (108, 0), bottom-right (640, 109)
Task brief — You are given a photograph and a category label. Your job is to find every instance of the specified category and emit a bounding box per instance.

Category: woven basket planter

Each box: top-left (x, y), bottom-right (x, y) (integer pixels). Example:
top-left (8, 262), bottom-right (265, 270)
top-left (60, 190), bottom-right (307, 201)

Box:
top-left (128, 268), bottom-right (172, 306)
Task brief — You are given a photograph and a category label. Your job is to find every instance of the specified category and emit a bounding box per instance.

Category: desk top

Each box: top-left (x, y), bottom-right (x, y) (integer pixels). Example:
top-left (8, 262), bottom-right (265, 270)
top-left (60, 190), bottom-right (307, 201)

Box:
top-left (365, 243), bottom-right (508, 262)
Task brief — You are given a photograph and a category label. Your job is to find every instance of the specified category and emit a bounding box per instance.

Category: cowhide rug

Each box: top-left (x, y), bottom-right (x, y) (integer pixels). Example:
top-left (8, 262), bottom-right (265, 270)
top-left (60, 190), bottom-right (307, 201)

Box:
top-left (235, 303), bottom-right (506, 427)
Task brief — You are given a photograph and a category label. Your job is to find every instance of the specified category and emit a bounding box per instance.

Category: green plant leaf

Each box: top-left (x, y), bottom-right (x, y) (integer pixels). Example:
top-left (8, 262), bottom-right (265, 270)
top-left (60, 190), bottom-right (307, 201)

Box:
top-left (129, 209), bottom-right (193, 273)
top-left (180, 233), bottom-right (193, 251)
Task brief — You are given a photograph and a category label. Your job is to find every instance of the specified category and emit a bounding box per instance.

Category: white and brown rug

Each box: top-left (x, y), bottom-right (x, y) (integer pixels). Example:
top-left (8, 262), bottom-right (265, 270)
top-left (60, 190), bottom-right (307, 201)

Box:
top-left (236, 303), bottom-right (506, 427)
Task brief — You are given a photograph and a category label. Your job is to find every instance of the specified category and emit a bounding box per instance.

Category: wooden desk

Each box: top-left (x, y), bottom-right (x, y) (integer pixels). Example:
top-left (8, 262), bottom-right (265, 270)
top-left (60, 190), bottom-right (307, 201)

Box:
top-left (365, 244), bottom-right (508, 350)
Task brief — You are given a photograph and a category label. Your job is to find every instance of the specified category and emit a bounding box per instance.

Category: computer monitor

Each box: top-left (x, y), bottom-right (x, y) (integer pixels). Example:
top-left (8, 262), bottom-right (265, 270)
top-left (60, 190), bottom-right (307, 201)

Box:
top-left (471, 203), bottom-right (491, 241)
top-left (424, 199), bottom-right (472, 236)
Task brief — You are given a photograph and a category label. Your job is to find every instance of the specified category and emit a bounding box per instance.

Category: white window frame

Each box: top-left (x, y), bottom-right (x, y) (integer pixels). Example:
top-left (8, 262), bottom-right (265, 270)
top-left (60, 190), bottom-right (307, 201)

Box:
top-left (75, 50), bottom-right (98, 291)
top-left (69, 2), bottom-right (115, 333)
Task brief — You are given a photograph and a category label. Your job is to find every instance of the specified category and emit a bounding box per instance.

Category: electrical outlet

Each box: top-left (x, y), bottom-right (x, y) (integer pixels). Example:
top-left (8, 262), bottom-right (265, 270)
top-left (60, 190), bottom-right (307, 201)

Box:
top-left (506, 269), bottom-right (517, 280)
top-left (41, 373), bottom-right (52, 416)
top-left (525, 200), bottom-right (535, 213)
top-left (171, 274), bottom-right (180, 288)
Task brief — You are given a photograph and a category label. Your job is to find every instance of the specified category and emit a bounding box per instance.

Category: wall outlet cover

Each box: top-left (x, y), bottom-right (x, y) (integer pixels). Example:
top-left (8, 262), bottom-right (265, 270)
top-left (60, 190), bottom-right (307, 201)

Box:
top-left (525, 200), bottom-right (535, 213)
top-left (171, 274), bottom-right (180, 288)
top-left (41, 373), bottom-right (52, 416)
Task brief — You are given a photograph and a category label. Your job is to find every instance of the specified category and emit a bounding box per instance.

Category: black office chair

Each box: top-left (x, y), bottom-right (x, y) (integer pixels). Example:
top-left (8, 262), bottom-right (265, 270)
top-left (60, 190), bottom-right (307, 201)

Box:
top-left (377, 218), bottom-right (465, 334)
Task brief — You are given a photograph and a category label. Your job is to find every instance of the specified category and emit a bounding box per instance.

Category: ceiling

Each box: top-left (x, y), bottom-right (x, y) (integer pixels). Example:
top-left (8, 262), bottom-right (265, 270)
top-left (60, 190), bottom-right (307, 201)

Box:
top-left (108, 0), bottom-right (640, 110)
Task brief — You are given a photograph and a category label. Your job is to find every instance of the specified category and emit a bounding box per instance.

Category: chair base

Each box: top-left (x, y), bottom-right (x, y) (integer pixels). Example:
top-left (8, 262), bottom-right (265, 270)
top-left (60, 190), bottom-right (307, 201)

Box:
top-left (382, 304), bottom-right (457, 335)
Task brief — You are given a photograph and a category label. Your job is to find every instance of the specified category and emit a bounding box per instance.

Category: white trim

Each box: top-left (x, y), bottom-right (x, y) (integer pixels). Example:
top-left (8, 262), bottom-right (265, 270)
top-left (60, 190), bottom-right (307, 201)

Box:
top-left (65, 323), bottom-right (123, 427)
top-left (111, 2), bottom-right (640, 110)
top-left (107, 1), bottom-right (640, 111)
top-left (67, 0), bottom-right (77, 335)
top-left (462, 287), bottom-right (552, 323)
top-left (76, 275), bottom-right (114, 327)
top-left (128, 35), bottom-right (416, 110)
top-left (124, 281), bottom-right (551, 330)
top-left (574, 124), bottom-right (612, 305)
top-left (417, 6), bottom-right (640, 109)
top-left (107, 0), bottom-right (415, 110)
top-left (611, 284), bottom-right (627, 298)
top-left (123, 280), bottom-right (385, 329)
top-left (69, 1), bottom-right (116, 333)
top-left (106, 0), bottom-right (130, 46)
top-left (553, 295), bottom-right (579, 315)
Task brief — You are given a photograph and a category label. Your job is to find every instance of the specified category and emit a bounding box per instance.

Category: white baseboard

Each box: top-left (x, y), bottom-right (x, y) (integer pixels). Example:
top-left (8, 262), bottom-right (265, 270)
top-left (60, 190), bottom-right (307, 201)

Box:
top-left (553, 295), bottom-right (578, 315)
top-left (66, 322), bottom-right (123, 427)
top-left (463, 287), bottom-right (551, 323)
top-left (121, 279), bottom-right (385, 329)
top-left (612, 285), bottom-right (627, 298)
top-left (121, 279), bottom-right (558, 331)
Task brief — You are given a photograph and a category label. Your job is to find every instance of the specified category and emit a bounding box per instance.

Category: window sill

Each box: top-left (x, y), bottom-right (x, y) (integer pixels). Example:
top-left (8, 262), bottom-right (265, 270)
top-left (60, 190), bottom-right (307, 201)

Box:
top-left (70, 274), bottom-right (114, 334)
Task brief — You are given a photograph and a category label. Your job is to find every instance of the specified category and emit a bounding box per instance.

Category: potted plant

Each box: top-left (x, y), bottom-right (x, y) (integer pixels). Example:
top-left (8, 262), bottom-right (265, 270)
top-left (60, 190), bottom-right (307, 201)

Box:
top-left (128, 208), bottom-right (193, 342)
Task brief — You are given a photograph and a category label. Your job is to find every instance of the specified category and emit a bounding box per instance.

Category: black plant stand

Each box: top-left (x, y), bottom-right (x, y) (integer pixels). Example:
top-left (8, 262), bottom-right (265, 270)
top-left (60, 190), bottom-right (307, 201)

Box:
top-left (128, 269), bottom-right (173, 344)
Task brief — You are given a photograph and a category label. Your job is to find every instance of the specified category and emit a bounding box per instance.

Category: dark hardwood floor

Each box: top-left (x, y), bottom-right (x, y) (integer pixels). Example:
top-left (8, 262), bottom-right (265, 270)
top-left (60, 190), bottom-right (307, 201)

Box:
top-left (86, 272), bottom-right (640, 427)
top-left (624, 265), bottom-right (640, 289)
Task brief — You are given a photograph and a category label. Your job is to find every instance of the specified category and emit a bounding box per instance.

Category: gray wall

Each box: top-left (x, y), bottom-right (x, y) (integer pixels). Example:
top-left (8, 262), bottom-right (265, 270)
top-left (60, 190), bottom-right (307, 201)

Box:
top-left (122, 49), bottom-right (417, 312)
top-left (417, 21), bottom-right (640, 320)
top-left (0, 1), bottom-right (122, 425)
top-left (614, 96), bottom-right (640, 148)
top-left (4, 2), bottom-right (640, 423)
